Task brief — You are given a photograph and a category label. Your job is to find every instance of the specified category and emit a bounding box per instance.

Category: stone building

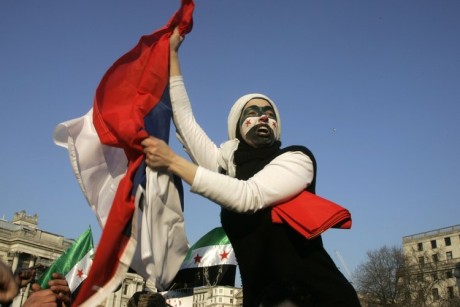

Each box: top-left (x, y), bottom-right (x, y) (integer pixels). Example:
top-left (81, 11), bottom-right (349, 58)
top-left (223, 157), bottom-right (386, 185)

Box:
top-left (1, 211), bottom-right (75, 306)
top-left (402, 224), bottom-right (460, 305)
top-left (192, 286), bottom-right (243, 306)
top-left (0, 211), bottom-right (148, 307)
top-left (1, 211), bottom-right (243, 306)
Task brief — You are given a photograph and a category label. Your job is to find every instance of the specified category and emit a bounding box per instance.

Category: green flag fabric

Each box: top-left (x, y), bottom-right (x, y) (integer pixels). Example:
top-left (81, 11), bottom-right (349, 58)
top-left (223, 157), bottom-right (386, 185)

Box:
top-left (38, 228), bottom-right (94, 292)
top-left (170, 227), bottom-right (237, 288)
top-left (181, 227), bottom-right (236, 268)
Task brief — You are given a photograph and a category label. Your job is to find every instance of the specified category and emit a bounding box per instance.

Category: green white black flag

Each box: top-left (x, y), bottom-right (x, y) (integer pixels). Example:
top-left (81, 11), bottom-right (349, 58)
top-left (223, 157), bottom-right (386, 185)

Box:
top-left (170, 227), bottom-right (237, 289)
top-left (38, 228), bottom-right (94, 292)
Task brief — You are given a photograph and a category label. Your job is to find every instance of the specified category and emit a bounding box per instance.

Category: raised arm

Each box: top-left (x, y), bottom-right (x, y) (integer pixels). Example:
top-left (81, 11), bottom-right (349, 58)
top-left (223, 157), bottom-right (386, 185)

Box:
top-left (169, 27), bottom-right (182, 77)
top-left (168, 29), bottom-right (221, 170)
top-left (142, 136), bottom-right (313, 213)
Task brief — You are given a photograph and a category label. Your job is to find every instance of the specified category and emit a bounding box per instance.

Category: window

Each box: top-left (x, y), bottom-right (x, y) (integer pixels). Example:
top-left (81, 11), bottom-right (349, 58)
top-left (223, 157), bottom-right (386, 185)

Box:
top-left (417, 242), bottom-right (423, 251)
top-left (446, 251), bottom-right (453, 260)
top-left (432, 253), bottom-right (439, 262)
top-left (432, 272), bottom-right (438, 281)
top-left (418, 256), bottom-right (425, 265)
top-left (448, 286), bottom-right (454, 299)
top-left (446, 270), bottom-right (453, 279)
top-left (432, 288), bottom-right (440, 301)
top-left (431, 240), bottom-right (437, 249)
top-left (445, 237), bottom-right (451, 246)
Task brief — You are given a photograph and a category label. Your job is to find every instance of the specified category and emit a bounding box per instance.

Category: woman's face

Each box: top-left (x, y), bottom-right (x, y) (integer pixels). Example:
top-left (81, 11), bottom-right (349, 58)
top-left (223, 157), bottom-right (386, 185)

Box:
top-left (238, 98), bottom-right (278, 148)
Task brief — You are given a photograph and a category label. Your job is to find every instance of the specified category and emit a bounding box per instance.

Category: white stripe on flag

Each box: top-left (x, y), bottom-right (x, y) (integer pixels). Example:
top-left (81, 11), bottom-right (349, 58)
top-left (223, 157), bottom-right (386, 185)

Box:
top-left (180, 244), bottom-right (236, 269)
top-left (65, 249), bottom-right (94, 292)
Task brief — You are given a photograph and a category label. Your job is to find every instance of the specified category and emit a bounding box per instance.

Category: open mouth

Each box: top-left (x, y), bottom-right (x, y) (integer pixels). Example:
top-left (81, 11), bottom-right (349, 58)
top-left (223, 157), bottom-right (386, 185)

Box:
top-left (256, 125), bottom-right (271, 137)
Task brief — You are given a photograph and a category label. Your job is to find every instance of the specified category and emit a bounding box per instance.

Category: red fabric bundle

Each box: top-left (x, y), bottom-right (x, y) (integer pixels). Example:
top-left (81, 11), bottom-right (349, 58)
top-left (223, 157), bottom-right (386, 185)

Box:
top-left (272, 191), bottom-right (352, 239)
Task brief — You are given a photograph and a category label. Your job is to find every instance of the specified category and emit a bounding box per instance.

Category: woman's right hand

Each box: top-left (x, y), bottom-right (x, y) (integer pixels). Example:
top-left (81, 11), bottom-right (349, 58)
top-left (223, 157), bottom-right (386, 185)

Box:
top-left (170, 27), bottom-right (184, 76)
top-left (170, 27), bottom-right (184, 54)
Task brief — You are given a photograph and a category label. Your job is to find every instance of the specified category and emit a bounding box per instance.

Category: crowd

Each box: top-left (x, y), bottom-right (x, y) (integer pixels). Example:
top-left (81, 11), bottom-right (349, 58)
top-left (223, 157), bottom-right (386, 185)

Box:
top-left (0, 259), bottom-right (71, 307)
top-left (0, 260), bottom-right (170, 307)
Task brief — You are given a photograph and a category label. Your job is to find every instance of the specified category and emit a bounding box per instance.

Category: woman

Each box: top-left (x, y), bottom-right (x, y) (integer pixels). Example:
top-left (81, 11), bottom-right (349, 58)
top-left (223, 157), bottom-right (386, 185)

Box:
top-left (142, 29), bottom-right (360, 307)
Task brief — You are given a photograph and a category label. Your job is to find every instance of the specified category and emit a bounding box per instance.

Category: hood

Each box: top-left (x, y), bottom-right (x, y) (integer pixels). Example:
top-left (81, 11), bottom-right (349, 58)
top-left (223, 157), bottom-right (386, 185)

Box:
top-left (227, 93), bottom-right (281, 141)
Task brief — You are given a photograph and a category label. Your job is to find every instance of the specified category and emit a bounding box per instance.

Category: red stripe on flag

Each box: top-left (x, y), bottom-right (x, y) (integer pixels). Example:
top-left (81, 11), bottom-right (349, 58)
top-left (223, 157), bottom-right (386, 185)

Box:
top-left (73, 1), bottom-right (194, 305)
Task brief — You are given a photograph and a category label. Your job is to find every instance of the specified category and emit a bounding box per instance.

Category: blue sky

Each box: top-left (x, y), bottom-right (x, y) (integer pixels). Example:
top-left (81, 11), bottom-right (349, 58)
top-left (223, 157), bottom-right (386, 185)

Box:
top-left (1, 0), bottom-right (459, 283)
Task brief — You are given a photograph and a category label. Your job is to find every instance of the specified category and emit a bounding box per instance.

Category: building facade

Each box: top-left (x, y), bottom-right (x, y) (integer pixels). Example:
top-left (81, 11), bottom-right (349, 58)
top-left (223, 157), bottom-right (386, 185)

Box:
top-left (1, 211), bottom-right (242, 307)
top-left (402, 224), bottom-right (460, 305)
top-left (192, 286), bottom-right (243, 306)
top-left (0, 211), bottom-right (148, 307)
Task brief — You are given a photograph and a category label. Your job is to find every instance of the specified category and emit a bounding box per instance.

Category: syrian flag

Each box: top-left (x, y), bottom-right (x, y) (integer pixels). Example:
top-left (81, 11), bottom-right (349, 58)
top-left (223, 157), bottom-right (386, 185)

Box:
top-left (170, 227), bottom-right (237, 289)
top-left (53, 1), bottom-right (194, 306)
top-left (38, 228), bottom-right (94, 293)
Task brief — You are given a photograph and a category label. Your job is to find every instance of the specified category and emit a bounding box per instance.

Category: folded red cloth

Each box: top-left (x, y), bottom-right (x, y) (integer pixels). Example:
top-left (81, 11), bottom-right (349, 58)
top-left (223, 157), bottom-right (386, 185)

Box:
top-left (272, 191), bottom-right (352, 239)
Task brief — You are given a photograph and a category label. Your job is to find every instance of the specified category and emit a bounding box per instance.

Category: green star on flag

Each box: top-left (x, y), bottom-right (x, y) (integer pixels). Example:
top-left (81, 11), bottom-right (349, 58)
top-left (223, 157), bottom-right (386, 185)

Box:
top-left (38, 228), bottom-right (94, 292)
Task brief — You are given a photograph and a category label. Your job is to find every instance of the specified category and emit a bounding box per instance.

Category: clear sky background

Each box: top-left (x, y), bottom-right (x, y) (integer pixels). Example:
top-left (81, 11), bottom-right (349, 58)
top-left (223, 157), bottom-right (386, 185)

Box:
top-left (1, 0), bottom-right (459, 284)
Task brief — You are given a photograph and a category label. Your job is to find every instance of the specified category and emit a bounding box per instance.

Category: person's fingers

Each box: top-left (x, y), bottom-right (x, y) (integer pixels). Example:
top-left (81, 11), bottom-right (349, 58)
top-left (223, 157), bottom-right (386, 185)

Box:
top-left (49, 273), bottom-right (70, 304)
top-left (50, 283), bottom-right (70, 293)
top-left (173, 26), bottom-right (180, 35)
top-left (31, 283), bottom-right (42, 292)
top-left (173, 26), bottom-right (184, 39)
top-left (33, 290), bottom-right (56, 300)
top-left (48, 278), bottom-right (68, 287)
top-left (58, 291), bottom-right (72, 306)
top-left (23, 289), bottom-right (58, 306)
top-left (51, 273), bottom-right (65, 280)
top-left (17, 269), bottom-right (36, 286)
top-left (141, 136), bottom-right (157, 147)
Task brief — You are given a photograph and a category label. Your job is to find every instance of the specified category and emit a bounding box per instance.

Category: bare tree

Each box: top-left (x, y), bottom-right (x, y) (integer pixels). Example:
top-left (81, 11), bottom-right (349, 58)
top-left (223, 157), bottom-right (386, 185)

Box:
top-left (354, 245), bottom-right (405, 306)
top-left (355, 245), bottom-right (460, 307)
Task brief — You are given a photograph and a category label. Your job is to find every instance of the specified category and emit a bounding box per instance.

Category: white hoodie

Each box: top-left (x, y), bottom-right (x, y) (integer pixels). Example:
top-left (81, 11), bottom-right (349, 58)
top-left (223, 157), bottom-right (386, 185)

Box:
top-left (169, 76), bottom-right (313, 213)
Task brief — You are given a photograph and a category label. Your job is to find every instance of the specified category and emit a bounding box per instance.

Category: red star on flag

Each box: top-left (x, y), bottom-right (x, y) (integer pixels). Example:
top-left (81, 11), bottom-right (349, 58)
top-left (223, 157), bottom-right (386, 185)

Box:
top-left (194, 253), bottom-right (202, 264)
top-left (220, 250), bottom-right (229, 260)
top-left (76, 269), bottom-right (84, 279)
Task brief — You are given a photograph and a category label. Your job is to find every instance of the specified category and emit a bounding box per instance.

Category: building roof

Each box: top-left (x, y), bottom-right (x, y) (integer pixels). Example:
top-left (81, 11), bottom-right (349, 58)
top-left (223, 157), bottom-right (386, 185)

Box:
top-left (403, 224), bottom-right (460, 243)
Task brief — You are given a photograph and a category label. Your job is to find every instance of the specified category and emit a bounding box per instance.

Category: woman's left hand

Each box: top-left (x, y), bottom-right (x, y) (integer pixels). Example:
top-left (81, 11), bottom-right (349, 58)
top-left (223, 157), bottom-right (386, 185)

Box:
top-left (141, 136), bottom-right (198, 185)
top-left (142, 136), bottom-right (176, 171)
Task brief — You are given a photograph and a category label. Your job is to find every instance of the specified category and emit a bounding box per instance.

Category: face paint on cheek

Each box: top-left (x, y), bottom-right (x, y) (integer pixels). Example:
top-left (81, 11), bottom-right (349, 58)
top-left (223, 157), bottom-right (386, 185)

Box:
top-left (271, 120), bottom-right (278, 139)
top-left (240, 117), bottom-right (258, 137)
